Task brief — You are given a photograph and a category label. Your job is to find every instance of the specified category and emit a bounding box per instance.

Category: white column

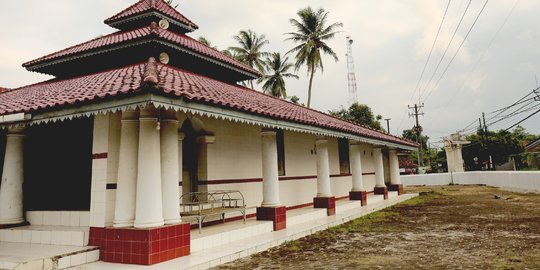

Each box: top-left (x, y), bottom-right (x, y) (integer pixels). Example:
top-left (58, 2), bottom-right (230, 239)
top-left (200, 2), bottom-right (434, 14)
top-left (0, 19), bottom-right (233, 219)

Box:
top-left (134, 106), bottom-right (164, 228)
top-left (113, 110), bottom-right (139, 227)
top-left (160, 110), bottom-right (181, 225)
top-left (373, 147), bottom-right (386, 188)
top-left (0, 128), bottom-right (25, 225)
top-left (349, 143), bottom-right (365, 191)
top-left (316, 138), bottom-right (332, 197)
top-left (389, 148), bottom-right (402, 185)
top-left (177, 132), bottom-right (185, 203)
top-left (261, 129), bottom-right (280, 207)
top-left (455, 145), bottom-right (465, 172)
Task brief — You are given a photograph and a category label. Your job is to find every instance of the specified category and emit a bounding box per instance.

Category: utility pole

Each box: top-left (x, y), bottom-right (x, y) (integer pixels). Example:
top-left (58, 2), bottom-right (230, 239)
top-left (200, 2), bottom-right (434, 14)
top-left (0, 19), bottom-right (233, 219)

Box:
top-left (384, 118), bottom-right (391, 134)
top-left (482, 112), bottom-right (488, 134)
top-left (408, 103), bottom-right (425, 167)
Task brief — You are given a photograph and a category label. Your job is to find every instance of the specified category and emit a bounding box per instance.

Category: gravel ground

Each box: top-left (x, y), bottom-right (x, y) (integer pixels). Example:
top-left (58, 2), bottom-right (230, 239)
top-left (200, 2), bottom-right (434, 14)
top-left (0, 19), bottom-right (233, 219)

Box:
top-left (212, 185), bottom-right (540, 270)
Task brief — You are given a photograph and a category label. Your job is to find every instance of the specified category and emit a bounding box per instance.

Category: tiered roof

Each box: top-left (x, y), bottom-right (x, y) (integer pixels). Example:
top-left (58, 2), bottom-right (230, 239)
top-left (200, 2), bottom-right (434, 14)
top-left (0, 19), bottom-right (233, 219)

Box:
top-left (22, 0), bottom-right (257, 82)
top-left (1, 0), bottom-right (418, 149)
top-left (105, 0), bottom-right (198, 33)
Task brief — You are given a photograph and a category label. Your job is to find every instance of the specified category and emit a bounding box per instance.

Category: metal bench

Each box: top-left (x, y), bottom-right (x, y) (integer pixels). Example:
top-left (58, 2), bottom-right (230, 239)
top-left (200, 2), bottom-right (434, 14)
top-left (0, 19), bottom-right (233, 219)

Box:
top-left (180, 190), bottom-right (247, 233)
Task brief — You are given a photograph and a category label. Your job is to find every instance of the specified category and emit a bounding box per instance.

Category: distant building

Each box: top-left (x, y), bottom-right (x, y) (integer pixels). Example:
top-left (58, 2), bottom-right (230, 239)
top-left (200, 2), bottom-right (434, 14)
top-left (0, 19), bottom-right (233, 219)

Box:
top-left (0, 0), bottom-right (417, 266)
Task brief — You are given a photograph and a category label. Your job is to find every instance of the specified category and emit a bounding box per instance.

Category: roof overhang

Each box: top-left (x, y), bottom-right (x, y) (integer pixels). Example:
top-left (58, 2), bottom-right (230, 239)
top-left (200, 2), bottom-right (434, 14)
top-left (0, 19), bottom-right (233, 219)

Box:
top-left (0, 93), bottom-right (417, 151)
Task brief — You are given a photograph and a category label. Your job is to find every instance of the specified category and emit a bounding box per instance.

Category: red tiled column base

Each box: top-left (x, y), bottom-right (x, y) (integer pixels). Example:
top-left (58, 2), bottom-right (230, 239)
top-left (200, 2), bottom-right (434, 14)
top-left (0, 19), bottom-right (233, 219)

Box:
top-left (256, 206), bottom-right (287, 231)
top-left (313, 197), bottom-right (336, 216)
top-left (349, 191), bottom-right (368, 206)
top-left (389, 184), bottom-right (404, 195)
top-left (88, 223), bottom-right (190, 265)
top-left (374, 187), bottom-right (389, 200)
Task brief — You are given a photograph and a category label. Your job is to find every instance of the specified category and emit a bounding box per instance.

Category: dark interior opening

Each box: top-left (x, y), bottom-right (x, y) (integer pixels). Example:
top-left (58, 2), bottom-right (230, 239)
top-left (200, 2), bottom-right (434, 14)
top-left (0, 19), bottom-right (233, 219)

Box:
top-left (24, 117), bottom-right (94, 211)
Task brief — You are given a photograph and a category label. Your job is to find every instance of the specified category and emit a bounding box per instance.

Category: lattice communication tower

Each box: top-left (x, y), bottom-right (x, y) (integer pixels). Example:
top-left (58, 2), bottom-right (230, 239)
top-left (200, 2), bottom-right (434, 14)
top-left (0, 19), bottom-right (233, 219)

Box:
top-left (346, 36), bottom-right (358, 105)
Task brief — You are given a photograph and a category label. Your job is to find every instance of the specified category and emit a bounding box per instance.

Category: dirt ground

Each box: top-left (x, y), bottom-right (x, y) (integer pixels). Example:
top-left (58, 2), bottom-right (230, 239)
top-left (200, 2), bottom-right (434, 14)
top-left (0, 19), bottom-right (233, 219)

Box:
top-left (213, 185), bottom-right (540, 270)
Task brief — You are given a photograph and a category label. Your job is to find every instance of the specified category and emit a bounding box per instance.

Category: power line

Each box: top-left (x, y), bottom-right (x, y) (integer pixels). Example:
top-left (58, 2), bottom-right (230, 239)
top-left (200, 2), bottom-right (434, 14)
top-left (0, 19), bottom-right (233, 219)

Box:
top-left (409, 0), bottom-right (452, 104)
top-left (422, 0), bottom-right (490, 103)
top-left (439, 0), bottom-right (521, 110)
top-left (418, 0), bottom-right (472, 101)
top-left (504, 107), bottom-right (540, 131)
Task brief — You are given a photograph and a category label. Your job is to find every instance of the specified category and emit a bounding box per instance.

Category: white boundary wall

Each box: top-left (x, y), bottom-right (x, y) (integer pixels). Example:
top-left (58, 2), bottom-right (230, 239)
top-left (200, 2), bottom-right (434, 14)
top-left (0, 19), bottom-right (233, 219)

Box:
top-left (402, 171), bottom-right (540, 193)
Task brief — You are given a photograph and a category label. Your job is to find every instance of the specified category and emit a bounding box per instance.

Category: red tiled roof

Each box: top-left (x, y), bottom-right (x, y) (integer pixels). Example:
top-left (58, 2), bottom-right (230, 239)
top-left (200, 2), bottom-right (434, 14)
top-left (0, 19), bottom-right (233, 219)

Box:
top-left (0, 87), bottom-right (9, 93)
top-left (23, 26), bottom-right (260, 77)
top-left (0, 61), bottom-right (417, 148)
top-left (105, 0), bottom-right (198, 30)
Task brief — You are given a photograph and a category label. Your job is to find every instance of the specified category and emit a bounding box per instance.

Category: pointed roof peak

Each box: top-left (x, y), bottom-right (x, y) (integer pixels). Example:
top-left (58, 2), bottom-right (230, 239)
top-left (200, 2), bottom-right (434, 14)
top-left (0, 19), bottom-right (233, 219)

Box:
top-left (141, 57), bottom-right (160, 88)
top-left (105, 0), bottom-right (198, 33)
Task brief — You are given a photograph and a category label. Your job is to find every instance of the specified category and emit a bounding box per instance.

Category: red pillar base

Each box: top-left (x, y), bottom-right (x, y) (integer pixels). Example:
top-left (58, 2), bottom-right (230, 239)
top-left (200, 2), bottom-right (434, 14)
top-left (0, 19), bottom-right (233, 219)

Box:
top-left (374, 187), bottom-right (389, 200)
top-left (89, 223), bottom-right (190, 265)
top-left (349, 191), bottom-right (368, 206)
top-left (256, 206), bottom-right (286, 231)
top-left (313, 197), bottom-right (336, 216)
top-left (388, 184), bottom-right (404, 195)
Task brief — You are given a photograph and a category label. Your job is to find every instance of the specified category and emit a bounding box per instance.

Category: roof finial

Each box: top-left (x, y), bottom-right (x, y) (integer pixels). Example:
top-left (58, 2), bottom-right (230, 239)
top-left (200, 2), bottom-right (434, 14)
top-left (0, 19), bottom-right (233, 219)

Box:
top-left (142, 57), bottom-right (160, 88)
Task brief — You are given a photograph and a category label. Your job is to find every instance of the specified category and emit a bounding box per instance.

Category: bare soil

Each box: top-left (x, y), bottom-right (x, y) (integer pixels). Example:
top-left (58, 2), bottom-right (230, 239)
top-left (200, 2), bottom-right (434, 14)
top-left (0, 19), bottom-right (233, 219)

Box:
top-left (212, 185), bottom-right (540, 270)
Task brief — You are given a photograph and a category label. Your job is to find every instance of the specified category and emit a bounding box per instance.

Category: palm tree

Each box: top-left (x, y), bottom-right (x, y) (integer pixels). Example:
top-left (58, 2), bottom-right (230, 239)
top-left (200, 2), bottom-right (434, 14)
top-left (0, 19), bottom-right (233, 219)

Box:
top-left (228, 30), bottom-right (270, 89)
top-left (258, 53), bottom-right (299, 98)
top-left (286, 7), bottom-right (343, 108)
top-left (197, 36), bottom-right (218, 49)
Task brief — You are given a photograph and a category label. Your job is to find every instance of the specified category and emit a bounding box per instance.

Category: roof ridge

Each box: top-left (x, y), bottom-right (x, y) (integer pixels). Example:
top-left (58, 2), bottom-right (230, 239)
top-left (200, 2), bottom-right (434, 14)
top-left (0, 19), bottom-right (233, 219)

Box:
top-left (142, 57), bottom-right (160, 88)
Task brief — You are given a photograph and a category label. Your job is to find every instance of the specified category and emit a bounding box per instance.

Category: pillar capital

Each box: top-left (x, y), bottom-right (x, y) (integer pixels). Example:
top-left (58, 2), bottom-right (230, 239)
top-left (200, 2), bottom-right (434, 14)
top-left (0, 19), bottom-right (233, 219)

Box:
top-left (261, 128), bottom-right (277, 137)
top-left (121, 109), bottom-right (139, 122)
top-left (6, 127), bottom-right (25, 136)
top-left (197, 135), bottom-right (215, 145)
top-left (315, 137), bottom-right (328, 145)
top-left (177, 132), bottom-right (185, 141)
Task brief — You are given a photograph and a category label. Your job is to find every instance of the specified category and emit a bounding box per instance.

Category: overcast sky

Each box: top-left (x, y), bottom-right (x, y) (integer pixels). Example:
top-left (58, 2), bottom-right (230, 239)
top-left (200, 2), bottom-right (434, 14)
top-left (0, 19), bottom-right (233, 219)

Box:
top-left (1, 0), bottom-right (539, 146)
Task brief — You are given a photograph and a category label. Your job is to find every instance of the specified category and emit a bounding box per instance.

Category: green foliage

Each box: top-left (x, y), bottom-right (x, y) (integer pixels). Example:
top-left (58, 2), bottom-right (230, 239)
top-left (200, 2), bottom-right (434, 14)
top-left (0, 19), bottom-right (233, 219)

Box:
top-left (197, 36), bottom-right (217, 50)
top-left (228, 30), bottom-right (270, 90)
top-left (329, 103), bottom-right (383, 130)
top-left (463, 127), bottom-right (527, 169)
top-left (257, 53), bottom-right (299, 98)
top-left (165, 0), bottom-right (179, 9)
top-left (286, 6), bottom-right (343, 108)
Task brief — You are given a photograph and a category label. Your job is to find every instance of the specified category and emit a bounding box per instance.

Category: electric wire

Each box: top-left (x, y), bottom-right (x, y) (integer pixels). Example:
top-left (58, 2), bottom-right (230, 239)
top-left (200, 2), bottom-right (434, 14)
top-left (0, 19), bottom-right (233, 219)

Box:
top-left (422, 0), bottom-right (490, 103)
top-left (417, 0), bottom-right (472, 101)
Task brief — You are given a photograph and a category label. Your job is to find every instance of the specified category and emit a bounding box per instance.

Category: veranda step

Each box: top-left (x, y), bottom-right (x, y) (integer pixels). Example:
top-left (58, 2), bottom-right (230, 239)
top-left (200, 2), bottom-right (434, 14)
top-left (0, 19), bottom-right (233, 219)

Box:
top-left (286, 207), bottom-right (327, 227)
top-left (0, 242), bottom-right (99, 270)
top-left (190, 219), bottom-right (274, 252)
top-left (0, 225), bottom-right (89, 247)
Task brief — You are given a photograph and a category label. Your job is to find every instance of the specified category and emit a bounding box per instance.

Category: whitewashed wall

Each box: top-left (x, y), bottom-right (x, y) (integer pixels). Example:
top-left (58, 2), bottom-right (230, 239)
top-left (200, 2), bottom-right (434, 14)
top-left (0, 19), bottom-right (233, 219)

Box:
top-left (402, 171), bottom-right (540, 192)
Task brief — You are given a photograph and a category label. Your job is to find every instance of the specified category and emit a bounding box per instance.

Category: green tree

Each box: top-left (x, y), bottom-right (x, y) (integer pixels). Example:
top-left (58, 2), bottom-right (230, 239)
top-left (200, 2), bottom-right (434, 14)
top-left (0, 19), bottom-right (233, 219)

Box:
top-left (257, 53), bottom-right (299, 98)
top-left (286, 7), bottom-right (343, 108)
top-left (329, 103), bottom-right (383, 131)
top-left (197, 36), bottom-right (217, 49)
top-left (463, 129), bottom-right (525, 170)
top-left (228, 30), bottom-right (270, 89)
top-left (402, 129), bottom-right (429, 150)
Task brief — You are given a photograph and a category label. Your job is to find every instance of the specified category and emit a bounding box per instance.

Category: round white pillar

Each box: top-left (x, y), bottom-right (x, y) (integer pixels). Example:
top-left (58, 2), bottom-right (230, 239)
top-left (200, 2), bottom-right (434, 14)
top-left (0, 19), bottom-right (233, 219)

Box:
top-left (134, 107), bottom-right (164, 228)
top-left (177, 132), bottom-right (185, 203)
top-left (349, 143), bottom-right (365, 191)
top-left (160, 110), bottom-right (181, 225)
top-left (316, 138), bottom-right (332, 197)
top-left (389, 148), bottom-right (402, 185)
top-left (261, 129), bottom-right (280, 207)
top-left (113, 110), bottom-right (139, 228)
top-left (0, 128), bottom-right (25, 225)
top-left (373, 147), bottom-right (386, 188)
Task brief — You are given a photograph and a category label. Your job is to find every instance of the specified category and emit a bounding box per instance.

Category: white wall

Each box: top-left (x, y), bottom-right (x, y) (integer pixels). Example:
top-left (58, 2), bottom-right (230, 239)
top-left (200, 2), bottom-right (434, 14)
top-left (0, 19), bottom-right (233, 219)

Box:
top-left (402, 171), bottom-right (540, 193)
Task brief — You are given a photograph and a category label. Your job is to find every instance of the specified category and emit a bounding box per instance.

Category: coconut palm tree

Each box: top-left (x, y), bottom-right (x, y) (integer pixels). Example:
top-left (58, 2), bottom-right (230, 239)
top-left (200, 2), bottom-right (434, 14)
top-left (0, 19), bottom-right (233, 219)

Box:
top-left (258, 53), bottom-right (299, 98)
top-left (228, 30), bottom-right (270, 89)
top-left (286, 7), bottom-right (343, 108)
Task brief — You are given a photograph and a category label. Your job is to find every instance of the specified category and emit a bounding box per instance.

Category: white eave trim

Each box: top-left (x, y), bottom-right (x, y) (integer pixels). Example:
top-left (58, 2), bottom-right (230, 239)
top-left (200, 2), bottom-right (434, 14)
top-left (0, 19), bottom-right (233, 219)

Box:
top-left (0, 93), bottom-right (417, 151)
